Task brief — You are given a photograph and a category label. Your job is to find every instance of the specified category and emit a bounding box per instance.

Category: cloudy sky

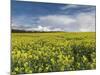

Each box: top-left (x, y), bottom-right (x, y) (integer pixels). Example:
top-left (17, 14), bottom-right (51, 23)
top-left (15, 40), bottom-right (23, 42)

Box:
top-left (11, 0), bottom-right (96, 32)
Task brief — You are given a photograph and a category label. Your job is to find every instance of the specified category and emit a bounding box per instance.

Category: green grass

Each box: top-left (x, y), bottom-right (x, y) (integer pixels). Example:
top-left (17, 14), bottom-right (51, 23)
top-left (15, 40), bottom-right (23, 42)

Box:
top-left (11, 32), bottom-right (96, 74)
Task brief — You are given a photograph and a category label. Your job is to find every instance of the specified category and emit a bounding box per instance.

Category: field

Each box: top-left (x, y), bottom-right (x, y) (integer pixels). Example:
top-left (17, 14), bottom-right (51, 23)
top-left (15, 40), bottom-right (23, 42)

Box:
top-left (11, 32), bottom-right (96, 74)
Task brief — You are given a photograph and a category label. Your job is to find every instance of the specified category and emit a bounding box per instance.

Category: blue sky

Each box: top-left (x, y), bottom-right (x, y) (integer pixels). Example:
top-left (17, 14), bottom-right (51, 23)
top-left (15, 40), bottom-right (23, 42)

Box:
top-left (11, 0), bottom-right (96, 32)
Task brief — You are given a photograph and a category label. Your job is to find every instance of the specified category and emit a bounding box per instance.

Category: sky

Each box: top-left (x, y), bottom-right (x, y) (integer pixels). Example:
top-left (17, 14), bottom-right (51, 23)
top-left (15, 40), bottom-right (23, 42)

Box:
top-left (11, 0), bottom-right (96, 32)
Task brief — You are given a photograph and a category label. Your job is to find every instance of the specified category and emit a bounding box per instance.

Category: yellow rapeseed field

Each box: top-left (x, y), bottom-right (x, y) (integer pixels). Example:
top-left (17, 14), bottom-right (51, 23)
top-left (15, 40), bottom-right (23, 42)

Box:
top-left (11, 32), bottom-right (96, 74)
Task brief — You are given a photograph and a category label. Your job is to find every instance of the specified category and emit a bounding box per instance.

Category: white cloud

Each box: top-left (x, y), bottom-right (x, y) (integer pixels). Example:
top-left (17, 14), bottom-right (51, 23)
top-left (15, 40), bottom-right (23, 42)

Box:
top-left (36, 13), bottom-right (95, 32)
top-left (76, 12), bottom-right (95, 32)
top-left (12, 12), bottom-right (95, 32)
top-left (26, 25), bottom-right (62, 31)
top-left (12, 23), bottom-right (33, 30)
top-left (26, 26), bottom-right (50, 31)
top-left (61, 5), bottom-right (79, 10)
top-left (12, 24), bottom-right (20, 30)
top-left (51, 28), bottom-right (62, 31)
top-left (38, 15), bottom-right (75, 25)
